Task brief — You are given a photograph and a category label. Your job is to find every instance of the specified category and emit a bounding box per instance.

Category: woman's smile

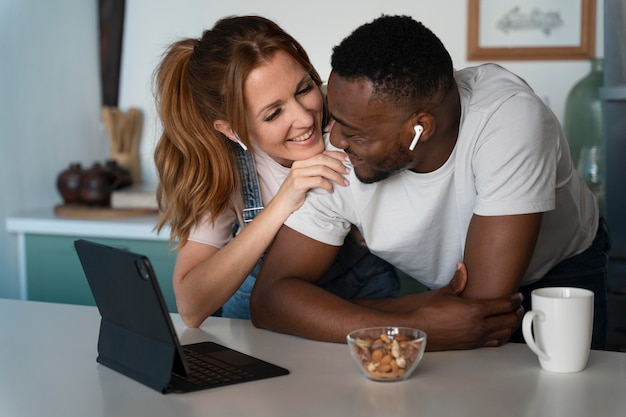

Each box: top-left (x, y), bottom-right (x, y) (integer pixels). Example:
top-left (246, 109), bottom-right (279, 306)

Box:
top-left (289, 128), bottom-right (314, 143)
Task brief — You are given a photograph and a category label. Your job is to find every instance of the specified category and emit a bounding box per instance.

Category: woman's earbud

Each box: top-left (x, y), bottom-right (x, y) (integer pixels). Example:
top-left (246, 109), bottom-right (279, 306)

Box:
top-left (409, 125), bottom-right (423, 151)
top-left (233, 132), bottom-right (248, 151)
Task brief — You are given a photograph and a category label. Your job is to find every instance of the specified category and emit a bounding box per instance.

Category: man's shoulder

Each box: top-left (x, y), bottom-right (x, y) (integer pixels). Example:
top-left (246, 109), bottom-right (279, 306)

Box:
top-left (456, 64), bottom-right (539, 116)
top-left (456, 64), bottom-right (533, 94)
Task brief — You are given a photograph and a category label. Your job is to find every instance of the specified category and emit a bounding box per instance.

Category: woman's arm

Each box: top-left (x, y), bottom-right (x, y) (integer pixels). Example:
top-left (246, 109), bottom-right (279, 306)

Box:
top-left (173, 151), bottom-right (351, 327)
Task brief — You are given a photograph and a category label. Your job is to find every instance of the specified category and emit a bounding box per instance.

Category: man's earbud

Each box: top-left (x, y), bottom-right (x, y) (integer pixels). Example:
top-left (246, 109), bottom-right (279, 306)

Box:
top-left (233, 132), bottom-right (248, 151)
top-left (409, 125), bottom-right (423, 151)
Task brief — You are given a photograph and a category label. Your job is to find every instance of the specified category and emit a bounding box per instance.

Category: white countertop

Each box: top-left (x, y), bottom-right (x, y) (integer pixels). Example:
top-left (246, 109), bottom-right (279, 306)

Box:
top-left (1, 299), bottom-right (625, 417)
top-left (6, 210), bottom-right (172, 299)
top-left (6, 209), bottom-right (169, 240)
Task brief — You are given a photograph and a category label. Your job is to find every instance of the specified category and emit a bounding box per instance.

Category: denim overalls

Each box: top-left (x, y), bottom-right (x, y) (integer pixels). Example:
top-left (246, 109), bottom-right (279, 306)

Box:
top-left (220, 143), bottom-right (400, 319)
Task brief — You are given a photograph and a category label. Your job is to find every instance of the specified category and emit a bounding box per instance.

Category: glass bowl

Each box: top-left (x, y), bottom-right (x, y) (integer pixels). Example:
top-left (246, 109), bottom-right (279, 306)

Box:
top-left (346, 327), bottom-right (427, 382)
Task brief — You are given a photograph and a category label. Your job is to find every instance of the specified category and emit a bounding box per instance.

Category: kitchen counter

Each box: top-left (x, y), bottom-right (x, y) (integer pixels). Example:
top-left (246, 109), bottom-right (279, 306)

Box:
top-left (6, 208), bottom-right (169, 240)
top-left (3, 298), bottom-right (626, 417)
top-left (6, 209), bottom-right (175, 307)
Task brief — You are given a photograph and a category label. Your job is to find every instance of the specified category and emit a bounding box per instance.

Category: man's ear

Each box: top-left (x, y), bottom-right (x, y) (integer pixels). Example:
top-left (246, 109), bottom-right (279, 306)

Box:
top-left (413, 113), bottom-right (435, 142)
top-left (213, 120), bottom-right (236, 143)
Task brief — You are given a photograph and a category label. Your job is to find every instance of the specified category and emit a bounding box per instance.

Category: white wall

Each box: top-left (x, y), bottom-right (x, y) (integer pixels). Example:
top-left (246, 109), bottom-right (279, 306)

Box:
top-left (120, 0), bottom-right (605, 187)
top-left (0, 0), bottom-right (104, 298)
top-left (0, 0), bottom-right (605, 298)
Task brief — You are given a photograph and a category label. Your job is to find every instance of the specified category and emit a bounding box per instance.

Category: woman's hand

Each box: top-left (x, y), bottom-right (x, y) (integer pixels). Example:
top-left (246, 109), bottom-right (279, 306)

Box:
top-left (271, 150), bottom-right (350, 214)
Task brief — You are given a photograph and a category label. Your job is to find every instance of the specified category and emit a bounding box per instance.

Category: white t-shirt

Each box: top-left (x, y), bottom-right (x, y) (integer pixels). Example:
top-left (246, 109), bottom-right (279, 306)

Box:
top-left (285, 64), bottom-right (598, 288)
top-left (187, 144), bottom-right (290, 248)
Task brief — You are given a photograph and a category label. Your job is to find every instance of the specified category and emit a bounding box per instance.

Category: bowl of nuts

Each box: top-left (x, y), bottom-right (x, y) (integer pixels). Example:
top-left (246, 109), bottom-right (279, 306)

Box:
top-left (346, 327), bottom-right (427, 382)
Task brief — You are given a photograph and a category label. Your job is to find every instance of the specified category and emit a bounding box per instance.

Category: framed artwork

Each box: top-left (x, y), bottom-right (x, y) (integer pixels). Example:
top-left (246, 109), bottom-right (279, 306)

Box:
top-left (467, 0), bottom-right (596, 60)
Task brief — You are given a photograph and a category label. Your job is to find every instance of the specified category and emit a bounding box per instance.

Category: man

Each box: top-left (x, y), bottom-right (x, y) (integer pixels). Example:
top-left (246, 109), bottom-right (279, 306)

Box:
top-left (250, 15), bottom-right (608, 351)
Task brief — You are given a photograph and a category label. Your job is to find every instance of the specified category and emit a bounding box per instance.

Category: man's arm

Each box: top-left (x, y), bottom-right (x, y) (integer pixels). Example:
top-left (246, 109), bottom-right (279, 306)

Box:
top-left (461, 213), bottom-right (543, 298)
top-left (250, 225), bottom-right (523, 351)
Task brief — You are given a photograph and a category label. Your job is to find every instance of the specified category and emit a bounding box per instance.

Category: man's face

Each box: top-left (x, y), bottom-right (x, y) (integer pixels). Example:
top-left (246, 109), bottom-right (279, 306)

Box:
top-left (326, 73), bottom-right (415, 184)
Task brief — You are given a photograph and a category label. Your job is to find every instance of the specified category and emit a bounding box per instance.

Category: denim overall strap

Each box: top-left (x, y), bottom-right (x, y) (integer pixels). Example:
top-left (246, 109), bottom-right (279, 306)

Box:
top-left (231, 141), bottom-right (264, 225)
top-left (221, 142), bottom-right (265, 319)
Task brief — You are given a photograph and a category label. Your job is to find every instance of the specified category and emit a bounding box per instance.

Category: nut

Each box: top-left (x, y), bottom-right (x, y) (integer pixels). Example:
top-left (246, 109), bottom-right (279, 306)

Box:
top-left (352, 332), bottom-right (422, 380)
top-left (371, 349), bottom-right (384, 363)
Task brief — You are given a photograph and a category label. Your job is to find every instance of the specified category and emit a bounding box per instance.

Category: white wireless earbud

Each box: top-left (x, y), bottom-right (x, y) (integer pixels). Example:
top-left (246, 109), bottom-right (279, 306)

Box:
top-left (409, 125), bottom-right (423, 151)
top-left (233, 132), bottom-right (248, 151)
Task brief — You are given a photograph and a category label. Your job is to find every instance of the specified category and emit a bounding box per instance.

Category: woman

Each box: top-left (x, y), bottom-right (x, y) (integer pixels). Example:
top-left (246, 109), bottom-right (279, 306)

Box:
top-left (153, 15), bottom-right (398, 326)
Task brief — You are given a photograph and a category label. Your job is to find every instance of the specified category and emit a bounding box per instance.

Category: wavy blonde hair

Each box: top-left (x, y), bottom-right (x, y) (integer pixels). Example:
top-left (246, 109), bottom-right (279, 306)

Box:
top-left (153, 16), bottom-right (324, 247)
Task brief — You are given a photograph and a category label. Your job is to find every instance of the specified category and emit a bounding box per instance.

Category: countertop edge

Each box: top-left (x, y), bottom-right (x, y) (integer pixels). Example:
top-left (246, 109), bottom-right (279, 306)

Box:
top-left (6, 211), bottom-right (170, 241)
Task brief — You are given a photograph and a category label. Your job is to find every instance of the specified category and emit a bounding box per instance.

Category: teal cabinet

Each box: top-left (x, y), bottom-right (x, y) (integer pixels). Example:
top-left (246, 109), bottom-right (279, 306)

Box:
top-left (25, 234), bottom-right (178, 312)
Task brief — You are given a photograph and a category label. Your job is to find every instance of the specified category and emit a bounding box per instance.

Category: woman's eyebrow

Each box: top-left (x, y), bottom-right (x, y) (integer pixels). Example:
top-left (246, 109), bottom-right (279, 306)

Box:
top-left (255, 75), bottom-right (312, 118)
top-left (256, 99), bottom-right (281, 119)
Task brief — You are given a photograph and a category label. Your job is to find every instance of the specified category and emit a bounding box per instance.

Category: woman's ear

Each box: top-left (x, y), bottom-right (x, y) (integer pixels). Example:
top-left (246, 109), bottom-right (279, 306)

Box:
top-left (214, 120), bottom-right (248, 151)
top-left (213, 120), bottom-right (235, 142)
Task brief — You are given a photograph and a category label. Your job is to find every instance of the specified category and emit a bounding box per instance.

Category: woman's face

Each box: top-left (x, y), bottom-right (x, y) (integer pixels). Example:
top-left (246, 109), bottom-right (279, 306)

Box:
top-left (243, 50), bottom-right (325, 167)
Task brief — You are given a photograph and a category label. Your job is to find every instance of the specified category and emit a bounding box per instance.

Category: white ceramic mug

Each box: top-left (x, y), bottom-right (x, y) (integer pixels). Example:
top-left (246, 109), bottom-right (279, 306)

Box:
top-left (522, 287), bottom-right (594, 373)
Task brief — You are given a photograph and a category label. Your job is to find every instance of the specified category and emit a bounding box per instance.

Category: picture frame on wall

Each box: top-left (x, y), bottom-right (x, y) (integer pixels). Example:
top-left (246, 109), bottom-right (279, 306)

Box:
top-left (467, 0), bottom-right (596, 60)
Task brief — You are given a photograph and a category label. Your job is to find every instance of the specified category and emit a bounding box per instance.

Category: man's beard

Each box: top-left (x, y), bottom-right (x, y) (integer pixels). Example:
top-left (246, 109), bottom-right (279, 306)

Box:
top-left (352, 145), bottom-right (411, 184)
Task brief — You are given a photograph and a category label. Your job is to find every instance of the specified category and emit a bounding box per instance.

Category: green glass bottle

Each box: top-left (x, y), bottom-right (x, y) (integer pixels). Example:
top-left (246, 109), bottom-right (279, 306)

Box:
top-left (564, 58), bottom-right (605, 215)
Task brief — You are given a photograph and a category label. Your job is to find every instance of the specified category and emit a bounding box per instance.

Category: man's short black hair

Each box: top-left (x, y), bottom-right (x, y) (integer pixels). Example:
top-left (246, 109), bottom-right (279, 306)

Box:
top-left (331, 15), bottom-right (454, 106)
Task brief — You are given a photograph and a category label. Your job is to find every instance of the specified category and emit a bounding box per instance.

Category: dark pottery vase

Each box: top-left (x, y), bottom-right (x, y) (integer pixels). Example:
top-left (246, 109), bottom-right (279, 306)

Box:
top-left (56, 163), bottom-right (84, 205)
top-left (79, 162), bottom-right (115, 206)
top-left (105, 159), bottom-right (132, 190)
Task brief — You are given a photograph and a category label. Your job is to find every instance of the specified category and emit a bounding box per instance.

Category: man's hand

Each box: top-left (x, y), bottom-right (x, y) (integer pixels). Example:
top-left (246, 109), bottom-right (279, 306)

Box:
top-left (411, 263), bottom-right (524, 351)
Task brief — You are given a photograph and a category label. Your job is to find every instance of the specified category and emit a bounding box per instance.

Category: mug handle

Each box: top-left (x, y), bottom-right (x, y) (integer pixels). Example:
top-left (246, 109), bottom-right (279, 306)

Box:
top-left (522, 310), bottom-right (550, 361)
